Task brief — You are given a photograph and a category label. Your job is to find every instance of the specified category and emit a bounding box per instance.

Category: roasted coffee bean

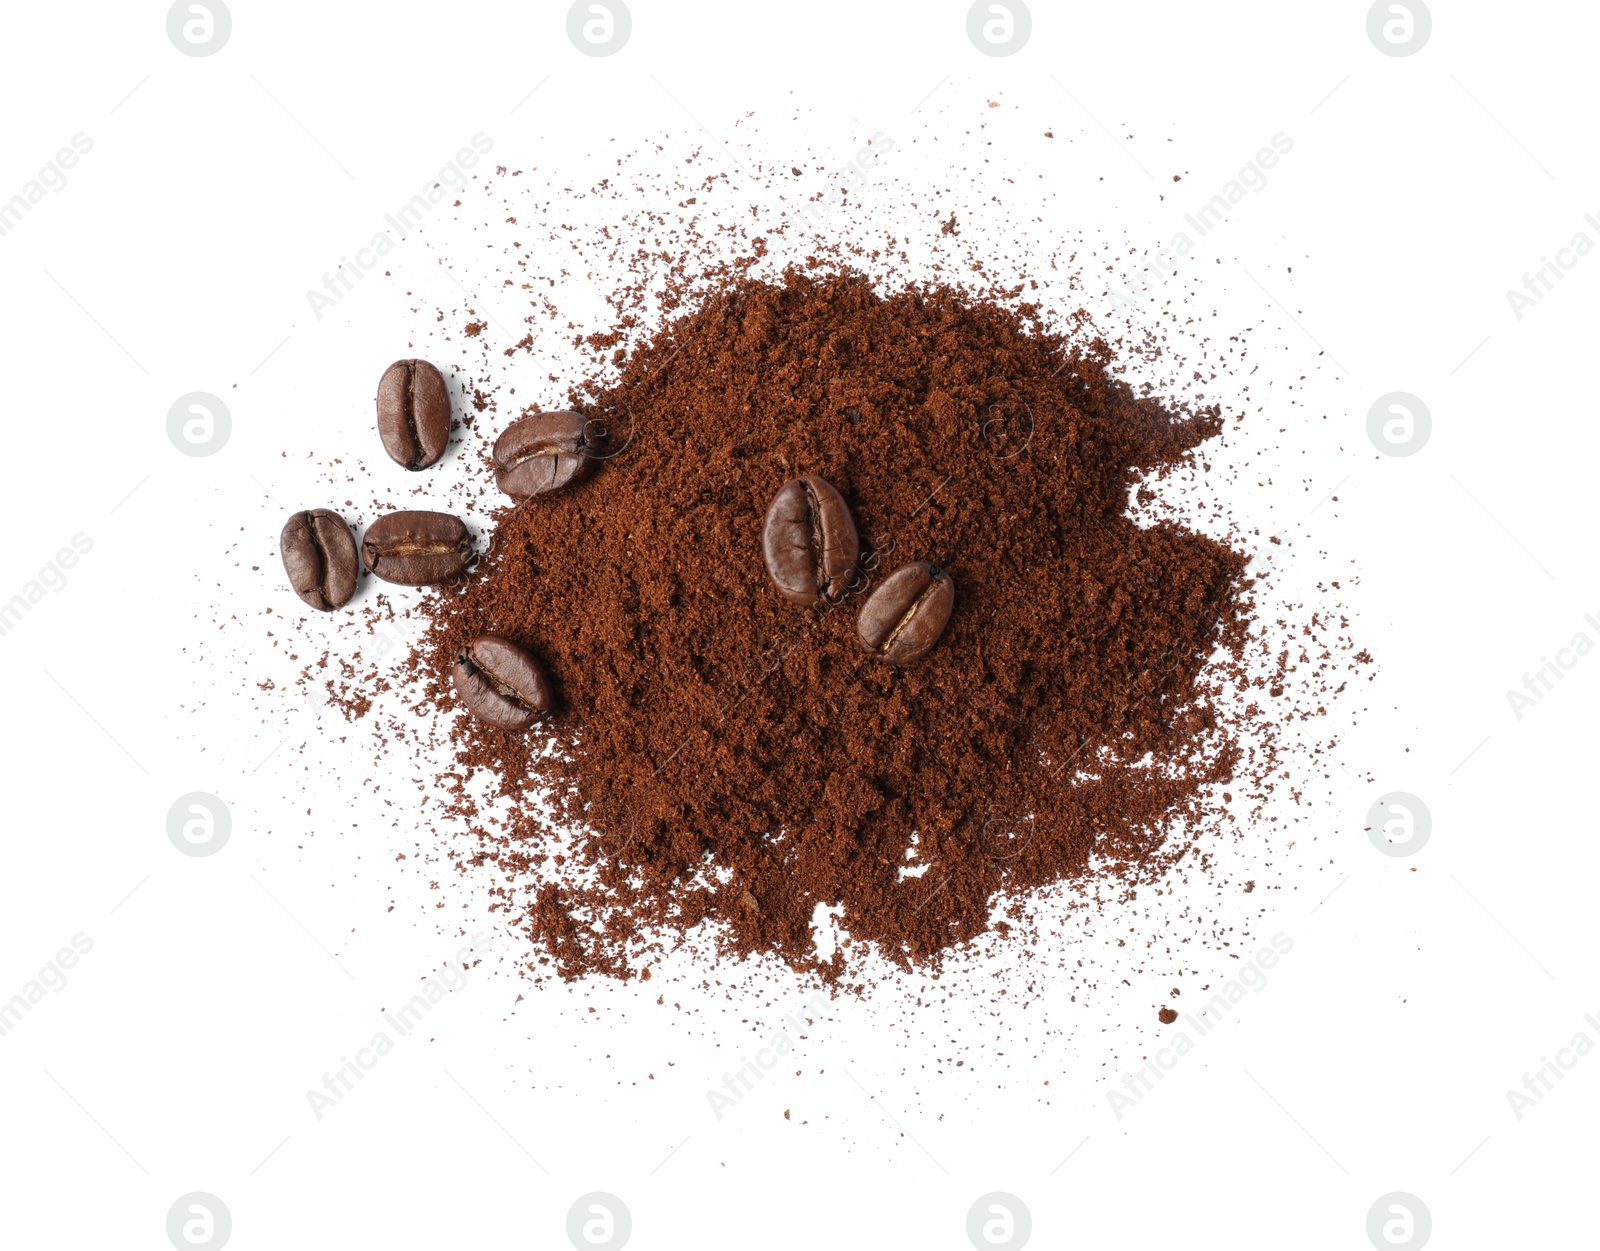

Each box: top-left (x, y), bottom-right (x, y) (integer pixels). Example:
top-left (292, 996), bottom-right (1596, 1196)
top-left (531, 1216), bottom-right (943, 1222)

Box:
top-left (857, 560), bottom-right (955, 665)
top-left (376, 359), bottom-right (451, 470)
top-left (361, 510), bottom-right (473, 585)
top-left (451, 634), bottom-right (554, 729)
top-left (762, 475), bottom-right (860, 606)
top-left (493, 411), bottom-right (596, 500)
top-left (280, 509), bottom-right (359, 611)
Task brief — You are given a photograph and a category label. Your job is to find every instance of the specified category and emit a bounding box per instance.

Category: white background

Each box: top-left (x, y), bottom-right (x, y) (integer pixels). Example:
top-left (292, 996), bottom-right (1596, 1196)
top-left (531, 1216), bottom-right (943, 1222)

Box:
top-left (2, 2), bottom-right (1596, 1248)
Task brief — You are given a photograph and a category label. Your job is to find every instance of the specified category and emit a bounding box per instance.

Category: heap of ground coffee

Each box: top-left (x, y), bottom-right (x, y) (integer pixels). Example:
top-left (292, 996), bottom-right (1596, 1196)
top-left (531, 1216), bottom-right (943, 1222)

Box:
top-left (411, 265), bottom-right (1254, 983)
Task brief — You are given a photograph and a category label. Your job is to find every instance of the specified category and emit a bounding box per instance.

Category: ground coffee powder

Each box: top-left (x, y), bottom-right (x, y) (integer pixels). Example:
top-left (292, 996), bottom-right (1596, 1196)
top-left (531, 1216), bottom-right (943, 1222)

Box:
top-left (409, 263), bottom-right (1260, 984)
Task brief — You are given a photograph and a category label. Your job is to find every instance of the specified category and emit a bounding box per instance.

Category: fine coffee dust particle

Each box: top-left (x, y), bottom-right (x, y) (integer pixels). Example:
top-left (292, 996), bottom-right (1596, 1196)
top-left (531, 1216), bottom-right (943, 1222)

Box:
top-left (407, 264), bottom-right (1272, 984)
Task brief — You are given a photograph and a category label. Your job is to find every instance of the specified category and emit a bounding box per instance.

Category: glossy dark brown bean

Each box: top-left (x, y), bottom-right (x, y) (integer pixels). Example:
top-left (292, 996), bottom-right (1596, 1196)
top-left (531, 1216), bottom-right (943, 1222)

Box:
top-left (493, 411), bottom-right (595, 500)
top-left (361, 511), bottom-right (473, 585)
top-left (450, 635), bottom-right (554, 729)
top-left (857, 561), bottom-right (955, 665)
top-left (762, 475), bottom-right (860, 606)
top-left (280, 509), bottom-right (359, 611)
top-left (376, 359), bottom-right (451, 470)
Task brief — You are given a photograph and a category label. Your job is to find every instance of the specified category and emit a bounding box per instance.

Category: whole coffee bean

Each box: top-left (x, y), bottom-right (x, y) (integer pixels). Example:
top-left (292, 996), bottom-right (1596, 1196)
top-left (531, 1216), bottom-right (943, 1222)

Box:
top-left (451, 634), bottom-right (554, 729)
top-left (493, 411), bottom-right (596, 500)
top-left (376, 359), bottom-right (451, 470)
top-left (280, 509), bottom-right (359, 611)
top-left (361, 510), bottom-right (474, 585)
top-left (762, 475), bottom-right (860, 606)
top-left (857, 561), bottom-right (955, 665)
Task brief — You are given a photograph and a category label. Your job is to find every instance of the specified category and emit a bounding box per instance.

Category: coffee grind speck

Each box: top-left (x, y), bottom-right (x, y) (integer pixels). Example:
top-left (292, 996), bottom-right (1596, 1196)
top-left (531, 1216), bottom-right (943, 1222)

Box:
top-left (406, 264), bottom-right (1268, 984)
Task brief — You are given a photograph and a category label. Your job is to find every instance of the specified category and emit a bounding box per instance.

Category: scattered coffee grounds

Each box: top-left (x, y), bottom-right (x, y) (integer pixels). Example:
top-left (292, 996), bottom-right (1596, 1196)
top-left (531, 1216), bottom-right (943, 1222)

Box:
top-left (408, 263), bottom-right (1261, 984)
